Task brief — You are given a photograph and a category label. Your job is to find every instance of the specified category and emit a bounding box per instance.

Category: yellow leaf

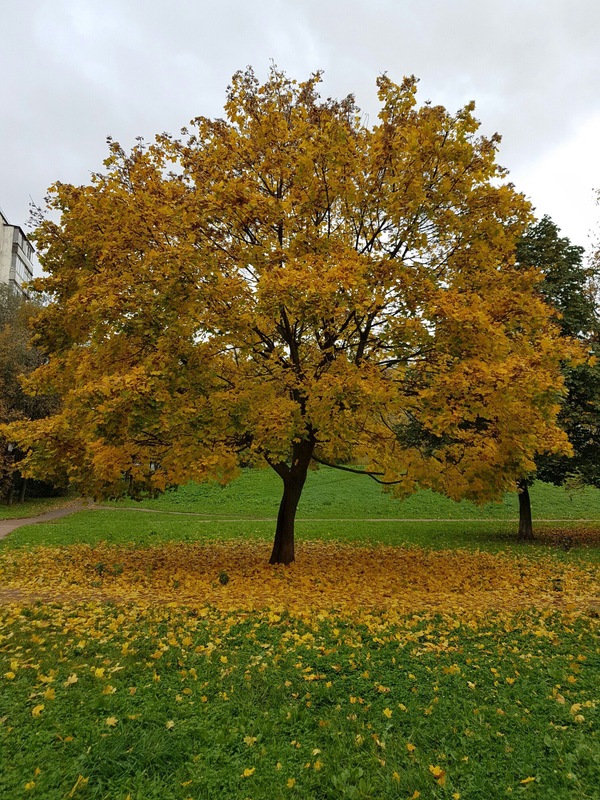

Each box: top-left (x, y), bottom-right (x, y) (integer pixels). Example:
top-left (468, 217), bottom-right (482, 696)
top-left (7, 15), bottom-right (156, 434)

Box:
top-left (429, 765), bottom-right (446, 786)
top-left (243, 735), bottom-right (257, 746)
top-left (43, 688), bottom-right (56, 701)
top-left (520, 776), bottom-right (536, 784)
top-left (287, 777), bottom-right (296, 788)
top-left (64, 674), bottom-right (78, 687)
top-left (31, 705), bottom-right (44, 717)
top-left (406, 742), bottom-right (416, 753)
top-left (241, 767), bottom-right (255, 778)
top-left (4, 671), bottom-right (15, 680)
top-left (24, 782), bottom-right (35, 791)
top-left (166, 720), bottom-right (175, 730)
top-left (105, 717), bottom-right (118, 727)
top-left (383, 707), bottom-right (392, 718)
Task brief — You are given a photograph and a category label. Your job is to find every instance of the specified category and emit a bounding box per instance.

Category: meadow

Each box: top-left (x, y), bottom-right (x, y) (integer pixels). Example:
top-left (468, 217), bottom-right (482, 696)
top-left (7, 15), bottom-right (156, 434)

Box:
top-left (0, 470), bottom-right (599, 798)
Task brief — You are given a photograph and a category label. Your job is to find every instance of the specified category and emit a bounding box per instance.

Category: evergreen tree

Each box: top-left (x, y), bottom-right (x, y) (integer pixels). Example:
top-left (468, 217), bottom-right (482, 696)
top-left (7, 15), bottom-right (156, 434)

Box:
top-left (515, 216), bottom-right (600, 540)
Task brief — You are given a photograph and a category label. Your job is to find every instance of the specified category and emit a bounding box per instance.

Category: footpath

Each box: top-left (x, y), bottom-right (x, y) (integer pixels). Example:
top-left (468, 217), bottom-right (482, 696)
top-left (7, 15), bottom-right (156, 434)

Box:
top-left (0, 501), bottom-right (90, 541)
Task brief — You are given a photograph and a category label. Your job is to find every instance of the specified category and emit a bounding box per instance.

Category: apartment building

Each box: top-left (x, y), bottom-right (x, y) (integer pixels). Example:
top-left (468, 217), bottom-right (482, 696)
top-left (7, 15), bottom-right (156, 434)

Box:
top-left (0, 208), bottom-right (34, 295)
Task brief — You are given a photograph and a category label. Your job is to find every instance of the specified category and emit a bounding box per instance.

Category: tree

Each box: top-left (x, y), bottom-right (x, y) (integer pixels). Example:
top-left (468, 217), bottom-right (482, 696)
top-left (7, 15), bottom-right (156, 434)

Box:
top-left (0, 286), bottom-right (59, 502)
top-left (4, 68), bottom-right (576, 563)
top-left (514, 216), bottom-right (600, 540)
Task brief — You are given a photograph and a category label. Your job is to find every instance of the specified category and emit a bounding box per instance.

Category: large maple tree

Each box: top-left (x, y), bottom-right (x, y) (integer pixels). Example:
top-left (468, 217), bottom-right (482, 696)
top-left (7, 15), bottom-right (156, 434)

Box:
top-left (7, 68), bottom-right (577, 563)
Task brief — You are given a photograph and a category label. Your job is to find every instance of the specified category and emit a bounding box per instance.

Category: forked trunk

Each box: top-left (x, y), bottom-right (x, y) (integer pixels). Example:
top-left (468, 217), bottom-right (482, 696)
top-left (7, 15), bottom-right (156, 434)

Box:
top-left (269, 438), bottom-right (314, 565)
top-left (517, 479), bottom-right (534, 542)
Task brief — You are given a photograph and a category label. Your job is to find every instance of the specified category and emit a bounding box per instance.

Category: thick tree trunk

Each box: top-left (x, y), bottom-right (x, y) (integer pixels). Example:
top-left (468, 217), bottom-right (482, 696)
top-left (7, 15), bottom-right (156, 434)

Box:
top-left (19, 478), bottom-right (27, 503)
top-left (269, 438), bottom-right (314, 565)
top-left (517, 479), bottom-right (534, 542)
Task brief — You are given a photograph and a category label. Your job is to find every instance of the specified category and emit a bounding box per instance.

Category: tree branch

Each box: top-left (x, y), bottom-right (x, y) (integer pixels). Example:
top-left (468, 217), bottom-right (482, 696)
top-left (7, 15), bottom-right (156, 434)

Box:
top-left (311, 454), bottom-right (406, 485)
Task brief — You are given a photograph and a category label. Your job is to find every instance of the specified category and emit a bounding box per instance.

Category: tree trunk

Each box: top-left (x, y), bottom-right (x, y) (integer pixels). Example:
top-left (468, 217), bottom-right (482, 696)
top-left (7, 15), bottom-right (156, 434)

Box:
top-left (269, 438), bottom-right (314, 565)
top-left (517, 479), bottom-right (534, 541)
top-left (19, 477), bottom-right (27, 503)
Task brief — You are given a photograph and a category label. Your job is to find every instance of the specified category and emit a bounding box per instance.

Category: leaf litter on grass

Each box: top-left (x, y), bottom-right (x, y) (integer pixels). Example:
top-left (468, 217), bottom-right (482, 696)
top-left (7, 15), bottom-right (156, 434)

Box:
top-left (0, 540), bottom-right (598, 619)
top-left (0, 540), bottom-right (598, 799)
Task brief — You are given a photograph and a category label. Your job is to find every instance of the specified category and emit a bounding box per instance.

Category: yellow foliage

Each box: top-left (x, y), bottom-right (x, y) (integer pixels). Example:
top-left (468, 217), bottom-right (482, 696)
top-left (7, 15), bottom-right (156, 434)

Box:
top-left (2, 67), bottom-right (577, 565)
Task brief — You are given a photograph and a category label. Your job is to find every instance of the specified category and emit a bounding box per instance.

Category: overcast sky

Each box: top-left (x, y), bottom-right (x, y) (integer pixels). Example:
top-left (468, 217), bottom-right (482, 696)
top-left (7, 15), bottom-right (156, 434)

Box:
top-left (2, 0), bottom-right (599, 260)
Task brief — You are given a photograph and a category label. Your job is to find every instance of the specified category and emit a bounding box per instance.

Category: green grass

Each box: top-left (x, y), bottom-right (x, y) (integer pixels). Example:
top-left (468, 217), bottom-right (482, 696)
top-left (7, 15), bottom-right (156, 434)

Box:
top-left (4, 511), bottom-right (600, 565)
top-left (3, 467), bottom-right (599, 559)
top-left (108, 468), bottom-right (600, 520)
top-left (1, 469), bottom-right (599, 798)
top-left (0, 603), bottom-right (597, 799)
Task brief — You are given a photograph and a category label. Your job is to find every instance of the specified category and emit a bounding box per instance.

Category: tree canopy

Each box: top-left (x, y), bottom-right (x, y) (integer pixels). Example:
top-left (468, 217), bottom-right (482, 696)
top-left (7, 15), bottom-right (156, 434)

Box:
top-left (516, 217), bottom-right (600, 491)
top-left (5, 68), bottom-right (577, 562)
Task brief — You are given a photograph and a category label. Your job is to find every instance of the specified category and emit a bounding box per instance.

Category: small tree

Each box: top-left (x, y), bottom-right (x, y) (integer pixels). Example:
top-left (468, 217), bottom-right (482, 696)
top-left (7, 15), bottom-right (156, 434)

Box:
top-left (514, 216), bottom-right (600, 540)
top-left (5, 68), bottom-right (576, 562)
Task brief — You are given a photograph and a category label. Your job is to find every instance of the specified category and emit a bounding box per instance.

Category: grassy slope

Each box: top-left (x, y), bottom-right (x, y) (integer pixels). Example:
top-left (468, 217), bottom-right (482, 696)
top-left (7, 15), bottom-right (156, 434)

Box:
top-left (2, 468), bottom-right (599, 555)
top-left (109, 467), bottom-right (600, 520)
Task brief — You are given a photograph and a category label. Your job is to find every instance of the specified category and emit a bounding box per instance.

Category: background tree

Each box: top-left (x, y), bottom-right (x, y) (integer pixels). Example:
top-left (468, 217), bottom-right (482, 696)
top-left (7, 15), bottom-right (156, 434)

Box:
top-left (514, 216), bottom-right (600, 540)
top-left (5, 68), bottom-right (576, 563)
top-left (0, 286), bottom-right (60, 502)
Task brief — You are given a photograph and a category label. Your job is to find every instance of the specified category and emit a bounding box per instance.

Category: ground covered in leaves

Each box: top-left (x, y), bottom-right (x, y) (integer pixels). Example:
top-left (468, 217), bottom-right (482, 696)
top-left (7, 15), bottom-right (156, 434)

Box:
top-left (1, 541), bottom-right (598, 799)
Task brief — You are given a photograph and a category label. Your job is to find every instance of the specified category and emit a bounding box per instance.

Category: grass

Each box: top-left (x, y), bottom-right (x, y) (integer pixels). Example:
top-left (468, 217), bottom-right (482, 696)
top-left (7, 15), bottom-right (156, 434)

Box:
top-left (107, 467), bottom-right (600, 520)
top-left (3, 467), bottom-right (600, 560)
top-left (1, 468), bottom-right (599, 798)
top-left (4, 511), bottom-right (600, 564)
top-left (1, 601), bottom-right (598, 799)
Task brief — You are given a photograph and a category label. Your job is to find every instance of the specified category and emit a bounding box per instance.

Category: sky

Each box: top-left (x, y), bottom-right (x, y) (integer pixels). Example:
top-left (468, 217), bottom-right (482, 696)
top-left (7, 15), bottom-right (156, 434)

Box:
top-left (2, 0), bottom-right (600, 264)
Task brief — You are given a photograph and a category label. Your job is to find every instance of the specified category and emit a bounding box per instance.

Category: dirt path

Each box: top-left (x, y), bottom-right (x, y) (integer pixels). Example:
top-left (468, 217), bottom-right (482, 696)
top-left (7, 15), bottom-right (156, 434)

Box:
top-left (0, 500), bottom-right (91, 540)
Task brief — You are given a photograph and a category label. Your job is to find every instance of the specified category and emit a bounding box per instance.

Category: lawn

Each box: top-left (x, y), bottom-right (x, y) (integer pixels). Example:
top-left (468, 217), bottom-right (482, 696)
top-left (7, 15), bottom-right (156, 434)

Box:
top-left (104, 467), bottom-right (600, 521)
top-left (1, 470), bottom-right (599, 799)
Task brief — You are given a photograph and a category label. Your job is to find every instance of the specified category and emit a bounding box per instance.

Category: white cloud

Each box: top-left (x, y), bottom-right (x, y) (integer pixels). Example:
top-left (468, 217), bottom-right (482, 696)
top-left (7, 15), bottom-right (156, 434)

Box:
top-left (1, 0), bottom-right (599, 253)
top-left (510, 112), bottom-right (600, 248)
